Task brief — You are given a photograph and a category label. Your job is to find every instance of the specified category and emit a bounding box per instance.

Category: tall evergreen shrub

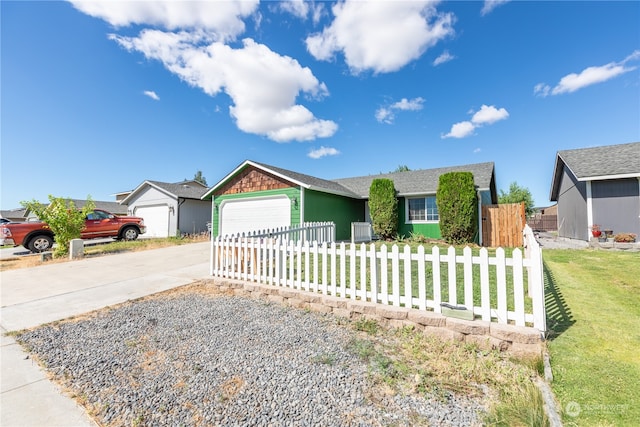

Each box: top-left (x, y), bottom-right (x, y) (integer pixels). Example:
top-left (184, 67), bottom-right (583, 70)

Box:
top-left (436, 172), bottom-right (478, 244)
top-left (368, 178), bottom-right (398, 240)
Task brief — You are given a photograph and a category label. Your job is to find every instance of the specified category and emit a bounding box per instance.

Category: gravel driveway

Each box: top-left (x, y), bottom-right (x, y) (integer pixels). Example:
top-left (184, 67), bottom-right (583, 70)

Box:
top-left (16, 286), bottom-right (484, 426)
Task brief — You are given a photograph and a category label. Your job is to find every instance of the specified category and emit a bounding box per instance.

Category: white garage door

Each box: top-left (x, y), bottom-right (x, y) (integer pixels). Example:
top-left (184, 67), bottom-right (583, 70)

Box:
top-left (219, 196), bottom-right (291, 236)
top-left (136, 205), bottom-right (169, 238)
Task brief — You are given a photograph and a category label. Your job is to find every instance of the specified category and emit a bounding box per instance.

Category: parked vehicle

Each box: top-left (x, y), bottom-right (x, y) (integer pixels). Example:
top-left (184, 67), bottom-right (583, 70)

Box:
top-left (0, 209), bottom-right (146, 252)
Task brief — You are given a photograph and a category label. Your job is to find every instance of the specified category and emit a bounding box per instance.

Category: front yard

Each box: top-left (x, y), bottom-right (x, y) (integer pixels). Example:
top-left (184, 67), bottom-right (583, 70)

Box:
top-left (543, 249), bottom-right (640, 426)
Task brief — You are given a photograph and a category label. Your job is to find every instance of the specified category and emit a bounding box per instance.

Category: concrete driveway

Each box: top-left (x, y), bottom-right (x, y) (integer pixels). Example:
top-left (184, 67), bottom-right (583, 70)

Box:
top-left (1, 242), bottom-right (211, 426)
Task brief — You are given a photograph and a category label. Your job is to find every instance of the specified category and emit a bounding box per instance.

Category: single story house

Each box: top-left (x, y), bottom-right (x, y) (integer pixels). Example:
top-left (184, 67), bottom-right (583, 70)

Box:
top-left (0, 209), bottom-right (28, 223)
top-left (550, 141), bottom-right (640, 241)
top-left (121, 180), bottom-right (211, 238)
top-left (202, 160), bottom-right (497, 242)
top-left (19, 200), bottom-right (128, 222)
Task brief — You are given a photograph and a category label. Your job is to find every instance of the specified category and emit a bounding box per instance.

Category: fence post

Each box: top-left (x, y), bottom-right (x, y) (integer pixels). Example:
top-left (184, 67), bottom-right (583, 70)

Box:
top-left (530, 235), bottom-right (547, 333)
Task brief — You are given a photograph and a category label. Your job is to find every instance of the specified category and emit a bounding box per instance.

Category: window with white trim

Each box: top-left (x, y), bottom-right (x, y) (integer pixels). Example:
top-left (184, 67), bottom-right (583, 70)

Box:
top-left (407, 196), bottom-right (439, 222)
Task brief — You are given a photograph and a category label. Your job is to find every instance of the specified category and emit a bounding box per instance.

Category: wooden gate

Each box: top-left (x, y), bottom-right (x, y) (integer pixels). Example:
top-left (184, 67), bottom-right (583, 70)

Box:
top-left (481, 202), bottom-right (525, 247)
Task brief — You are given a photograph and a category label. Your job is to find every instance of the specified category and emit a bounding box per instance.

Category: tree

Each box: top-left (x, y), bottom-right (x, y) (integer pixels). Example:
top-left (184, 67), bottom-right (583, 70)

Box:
top-left (499, 182), bottom-right (535, 217)
top-left (21, 196), bottom-right (95, 258)
top-left (368, 178), bottom-right (398, 240)
top-left (193, 170), bottom-right (208, 186)
top-left (436, 172), bottom-right (478, 244)
top-left (392, 165), bottom-right (410, 173)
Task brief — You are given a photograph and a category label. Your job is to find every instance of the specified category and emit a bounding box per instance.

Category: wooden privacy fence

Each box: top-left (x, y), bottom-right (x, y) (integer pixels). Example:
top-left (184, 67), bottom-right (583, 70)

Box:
top-left (210, 225), bottom-right (546, 332)
top-left (482, 202), bottom-right (526, 247)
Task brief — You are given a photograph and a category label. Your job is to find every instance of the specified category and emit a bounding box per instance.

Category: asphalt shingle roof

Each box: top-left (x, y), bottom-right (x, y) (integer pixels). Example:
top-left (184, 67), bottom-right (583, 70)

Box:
top-left (147, 180), bottom-right (210, 199)
top-left (333, 162), bottom-right (496, 198)
top-left (250, 161), bottom-right (495, 199)
top-left (557, 141), bottom-right (640, 179)
top-left (252, 162), bottom-right (360, 197)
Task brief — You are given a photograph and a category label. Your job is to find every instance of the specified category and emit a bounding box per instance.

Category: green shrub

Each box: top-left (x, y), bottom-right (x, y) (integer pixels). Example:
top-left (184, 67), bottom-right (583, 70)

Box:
top-left (22, 196), bottom-right (95, 257)
top-left (368, 178), bottom-right (398, 240)
top-left (436, 172), bottom-right (477, 244)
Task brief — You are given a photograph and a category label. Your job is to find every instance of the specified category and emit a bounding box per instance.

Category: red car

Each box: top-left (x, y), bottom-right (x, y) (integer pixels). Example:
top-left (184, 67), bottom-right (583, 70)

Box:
top-left (0, 209), bottom-right (146, 252)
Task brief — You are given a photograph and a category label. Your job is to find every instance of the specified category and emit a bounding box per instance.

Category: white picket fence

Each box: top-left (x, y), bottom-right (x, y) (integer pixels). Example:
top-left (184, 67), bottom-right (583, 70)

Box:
top-left (222, 222), bottom-right (335, 244)
top-left (351, 222), bottom-right (374, 243)
top-left (210, 225), bottom-right (546, 332)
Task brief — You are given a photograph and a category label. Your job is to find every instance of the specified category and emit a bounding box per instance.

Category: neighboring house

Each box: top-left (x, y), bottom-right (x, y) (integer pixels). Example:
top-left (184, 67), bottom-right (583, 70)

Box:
top-left (527, 204), bottom-right (558, 232)
top-left (202, 160), bottom-right (497, 242)
top-left (550, 141), bottom-right (640, 241)
top-left (20, 200), bottom-right (128, 222)
top-left (121, 180), bottom-right (211, 238)
top-left (0, 209), bottom-right (27, 223)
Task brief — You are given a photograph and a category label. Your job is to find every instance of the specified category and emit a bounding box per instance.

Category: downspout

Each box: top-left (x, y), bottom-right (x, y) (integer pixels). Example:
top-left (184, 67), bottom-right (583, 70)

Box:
top-left (586, 181), bottom-right (593, 241)
top-left (177, 198), bottom-right (187, 236)
top-left (300, 187), bottom-right (305, 224)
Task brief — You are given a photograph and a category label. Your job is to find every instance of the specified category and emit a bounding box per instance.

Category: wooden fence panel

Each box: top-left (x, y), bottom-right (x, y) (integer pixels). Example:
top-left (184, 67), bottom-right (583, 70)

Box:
top-left (482, 202), bottom-right (525, 247)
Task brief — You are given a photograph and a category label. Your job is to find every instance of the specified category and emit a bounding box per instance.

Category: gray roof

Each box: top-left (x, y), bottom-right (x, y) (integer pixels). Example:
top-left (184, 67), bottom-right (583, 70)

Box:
top-left (21, 200), bottom-right (128, 218)
top-left (72, 199), bottom-right (128, 215)
top-left (123, 180), bottom-right (209, 204)
top-left (333, 162), bottom-right (496, 198)
top-left (206, 160), bottom-right (496, 201)
top-left (147, 180), bottom-right (210, 199)
top-left (557, 141), bottom-right (640, 179)
top-left (252, 162), bottom-right (361, 197)
top-left (550, 141), bottom-right (640, 200)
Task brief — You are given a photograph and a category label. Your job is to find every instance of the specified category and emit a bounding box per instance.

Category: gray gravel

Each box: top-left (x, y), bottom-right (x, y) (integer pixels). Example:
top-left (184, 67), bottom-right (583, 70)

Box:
top-left (17, 293), bottom-right (485, 426)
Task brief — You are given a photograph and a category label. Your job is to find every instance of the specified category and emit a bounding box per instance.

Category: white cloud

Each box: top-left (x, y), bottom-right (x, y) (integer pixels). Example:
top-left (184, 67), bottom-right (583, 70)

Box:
top-left (69, 0), bottom-right (258, 42)
top-left (473, 147), bottom-right (482, 153)
top-left (433, 50), bottom-right (455, 66)
top-left (535, 50), bottom-right (640, 97)
top-left (375, 108), bottom-right (393, 124)
top-left (481, 0), bottom-right (510, 16)
top-left (280, 0), bottom-right (325, 24)
top-left (471, 104), bottom-right (509, 125)
top-left (72, 1), bottom-right (337, 143)
top-left (442, 121), bottom-right (475, 139)
top-left (143, 90), bottom-right (160, 101)
top-left (392, 97), bottom-right (425, 111)
top-left (306, 0), bottom-right (454, 74)
top-left (308, 146), bottom-right (340, 159)
top-left (376, 97), bottom-right (424, 124)
top-left (442, 104), bottom-right (509, 138)
top-left (112, 32), bottom-right (337, 142)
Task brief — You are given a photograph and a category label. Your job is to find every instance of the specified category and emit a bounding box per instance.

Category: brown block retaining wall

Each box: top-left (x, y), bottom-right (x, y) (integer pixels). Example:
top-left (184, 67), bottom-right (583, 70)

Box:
top-left (210, 278), bottom-right (544, 359)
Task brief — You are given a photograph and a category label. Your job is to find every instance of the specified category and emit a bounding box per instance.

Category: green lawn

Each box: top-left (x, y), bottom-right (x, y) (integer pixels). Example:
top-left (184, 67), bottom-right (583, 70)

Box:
top-left (543, 249), bottom-right (640, 426)
top-left (259, 241), bottom-right (533, 315)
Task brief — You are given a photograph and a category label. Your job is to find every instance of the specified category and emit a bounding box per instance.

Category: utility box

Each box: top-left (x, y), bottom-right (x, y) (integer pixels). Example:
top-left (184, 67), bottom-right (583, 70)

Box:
top-left (69, 239), bottom-right (84, 260)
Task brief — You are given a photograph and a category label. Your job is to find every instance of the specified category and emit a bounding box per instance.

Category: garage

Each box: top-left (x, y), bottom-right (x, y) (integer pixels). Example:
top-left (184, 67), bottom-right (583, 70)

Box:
top-left (219, 196), bottom-right (291, 236)
top-left (135, 205), bottom-right (169, 238)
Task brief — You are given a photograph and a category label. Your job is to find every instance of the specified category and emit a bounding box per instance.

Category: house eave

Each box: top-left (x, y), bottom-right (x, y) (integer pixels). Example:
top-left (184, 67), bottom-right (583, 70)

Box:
top-left (202, 160), bottom-right (312, 200)
top-left (121, 181), bottom-right (177, 205)
top-left (576, 172), bottom-right (640, 182)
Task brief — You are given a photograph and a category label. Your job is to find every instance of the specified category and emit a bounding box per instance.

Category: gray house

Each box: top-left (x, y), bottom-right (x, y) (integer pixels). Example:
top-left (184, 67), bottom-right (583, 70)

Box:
top-left (121, 180), bottom-right (211, 238)
top-left (550, 141), bottom-right (640, 241)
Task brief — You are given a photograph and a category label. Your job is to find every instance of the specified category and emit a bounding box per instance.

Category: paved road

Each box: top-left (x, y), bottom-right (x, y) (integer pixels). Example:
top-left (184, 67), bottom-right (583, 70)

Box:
top-left (1, 242), bottom-right (211, 426)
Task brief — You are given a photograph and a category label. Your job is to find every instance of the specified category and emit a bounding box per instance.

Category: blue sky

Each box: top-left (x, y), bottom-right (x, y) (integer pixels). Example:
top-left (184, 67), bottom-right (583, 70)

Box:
top-left (2, 0), bottom-right (639, 211)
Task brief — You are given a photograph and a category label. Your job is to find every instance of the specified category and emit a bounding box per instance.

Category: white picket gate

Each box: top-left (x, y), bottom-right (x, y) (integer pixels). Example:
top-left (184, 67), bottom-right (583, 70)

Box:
top-left (210, 225), bottom-right (546, 332)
